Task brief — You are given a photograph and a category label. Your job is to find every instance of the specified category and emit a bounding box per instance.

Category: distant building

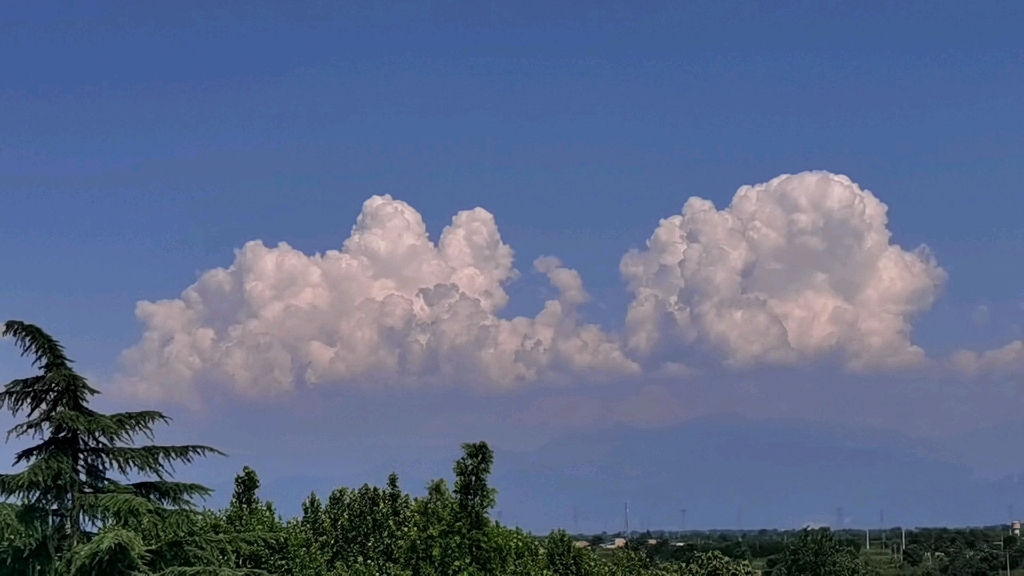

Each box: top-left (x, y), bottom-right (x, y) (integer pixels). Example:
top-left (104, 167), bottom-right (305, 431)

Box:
top-left (1013, 521), bottom-right (1021, 536)
top-left (599, 538), bottom-right (628, 549)
top-left (647, 539), bottom-right (658, 545)
top-left (574, 541), bottom-right (590, 548)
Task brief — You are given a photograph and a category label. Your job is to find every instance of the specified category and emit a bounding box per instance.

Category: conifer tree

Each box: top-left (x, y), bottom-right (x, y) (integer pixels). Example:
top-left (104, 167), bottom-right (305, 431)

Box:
top-left (0, 320), bottom-right (243, 575)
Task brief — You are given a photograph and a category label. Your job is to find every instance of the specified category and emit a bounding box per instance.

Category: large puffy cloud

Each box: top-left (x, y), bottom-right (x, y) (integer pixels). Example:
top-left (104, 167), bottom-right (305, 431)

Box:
top-left (620, 171), bottom-right (947, 371)
top-left (117, 195), bottom-right (639, 404)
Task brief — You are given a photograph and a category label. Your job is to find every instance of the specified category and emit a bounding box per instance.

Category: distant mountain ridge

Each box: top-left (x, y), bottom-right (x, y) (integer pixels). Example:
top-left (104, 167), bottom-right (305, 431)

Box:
top-left (207, 414), bottom-right (1024, 533)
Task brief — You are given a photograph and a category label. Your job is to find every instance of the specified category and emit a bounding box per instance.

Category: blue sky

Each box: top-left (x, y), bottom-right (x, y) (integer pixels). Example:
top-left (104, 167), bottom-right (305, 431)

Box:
top-left (2, 1), bottom-right (1024, 529)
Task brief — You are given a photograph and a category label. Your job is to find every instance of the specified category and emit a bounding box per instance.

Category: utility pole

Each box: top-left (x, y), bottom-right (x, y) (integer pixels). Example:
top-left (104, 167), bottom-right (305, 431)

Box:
top-left (865, 529), bottom-right (870, 551)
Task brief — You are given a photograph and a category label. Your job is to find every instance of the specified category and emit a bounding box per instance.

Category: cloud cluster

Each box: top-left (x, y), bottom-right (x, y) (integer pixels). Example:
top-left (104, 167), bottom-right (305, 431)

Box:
top-left (118, 171), bottom-right (1019, 406)
top-left (620, 171), bottom-right (947, 371)
top-left (116, 195), bottom-right (639, 404)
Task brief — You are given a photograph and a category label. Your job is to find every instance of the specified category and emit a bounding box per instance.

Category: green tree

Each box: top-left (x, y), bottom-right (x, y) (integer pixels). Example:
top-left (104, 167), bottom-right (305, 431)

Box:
top-left (677, 551), bottom-right (757, 576)
top-left (223, 466), bottom-right (289, 574)
top-left (405, 478), bottom-right (459, 576)
top-left (340, 476), bottom-right (412, 574)
top-left (603, 547), bottom-right (654, 576)
top-left (544, 529), bottom-right (599, 576)
top-left (290, 492), bottom-right (330, 576)
top-left (490, 524), bottom-right (549, 576)
top-left (768, 528), bottom-right (868, 576)
top-left (454, 442), bottom-right (497, 565)
top-left (402, 443), bottom-right (499, 576)
top-left (943, 545), bottom-right (1001, 576)
top-left (452, 441), bottom-right (498, 575)
top-left (0, 320), bottom-right (245, 575)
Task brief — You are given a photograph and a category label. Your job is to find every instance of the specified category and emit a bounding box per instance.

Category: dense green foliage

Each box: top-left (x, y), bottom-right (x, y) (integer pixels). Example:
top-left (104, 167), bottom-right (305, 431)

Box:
top-left (0, 320), bottom-right (265, 576)
top-left (2, 321), bottom-right (1022, 576)
top-left (764, 528), bottom-right (867, 576)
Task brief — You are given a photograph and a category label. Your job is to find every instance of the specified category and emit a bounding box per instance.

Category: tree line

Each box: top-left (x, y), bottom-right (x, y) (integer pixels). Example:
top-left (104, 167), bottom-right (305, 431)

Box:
top-left (620, 525), bottom-right (1024, 575)
top-left (0, 321), bottom-right (1014, 575)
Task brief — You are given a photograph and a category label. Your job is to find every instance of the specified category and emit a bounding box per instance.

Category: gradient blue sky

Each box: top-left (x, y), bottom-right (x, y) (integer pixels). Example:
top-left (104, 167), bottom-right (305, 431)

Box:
top-left (2, 1), bottom-right (1024, 530)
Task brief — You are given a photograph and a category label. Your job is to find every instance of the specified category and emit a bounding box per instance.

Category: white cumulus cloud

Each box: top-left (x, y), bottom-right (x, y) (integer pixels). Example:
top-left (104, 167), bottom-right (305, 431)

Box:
top-left (116, 195), bottom-right (639, 404)
top-left (620, 171), bottom-right (947, 371)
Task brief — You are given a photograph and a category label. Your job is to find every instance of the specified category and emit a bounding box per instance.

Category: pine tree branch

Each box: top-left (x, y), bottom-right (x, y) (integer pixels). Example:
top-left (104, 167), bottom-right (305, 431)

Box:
top-left (13, 435), bottom-right (81, 467)
top-left (10, 409), bottom-right (173, 448)
top-left (0, 376), bottom-right (53, 424)
top-left (2, 321), bottom-right (72, 369)
top-left (0, 453), bottom-right (76, 501)
top-left (87, 445), bottom-right (226, 479)
top-left (107, 410), bottom-right (174, 441)
top-left (126, 481), bottom-right (214, 507)
top-left (79, 492), bottom-right (159, 523)
top-left (67, 526), bottom-right (149, 575)
top-left (2, 371), bottom-right (95, 428)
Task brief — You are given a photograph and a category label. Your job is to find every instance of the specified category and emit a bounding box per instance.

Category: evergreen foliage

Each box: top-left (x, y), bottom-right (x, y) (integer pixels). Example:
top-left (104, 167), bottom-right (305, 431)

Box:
top-left (0, 321), bottom-right (258, 575)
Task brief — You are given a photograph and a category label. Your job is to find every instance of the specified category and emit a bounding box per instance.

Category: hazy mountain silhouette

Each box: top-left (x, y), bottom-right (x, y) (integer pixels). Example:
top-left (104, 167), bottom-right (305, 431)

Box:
top-left (490, 415), bottom-right (1024, 532)
top-left (208, 415), bottom-right (1024, 533)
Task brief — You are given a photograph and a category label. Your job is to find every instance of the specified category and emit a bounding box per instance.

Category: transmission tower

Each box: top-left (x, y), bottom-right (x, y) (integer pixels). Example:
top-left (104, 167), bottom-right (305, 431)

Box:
top-left (624, 501), bottom-right (630, 536)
